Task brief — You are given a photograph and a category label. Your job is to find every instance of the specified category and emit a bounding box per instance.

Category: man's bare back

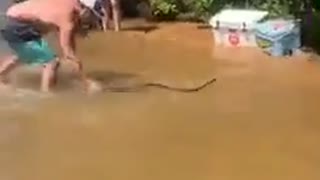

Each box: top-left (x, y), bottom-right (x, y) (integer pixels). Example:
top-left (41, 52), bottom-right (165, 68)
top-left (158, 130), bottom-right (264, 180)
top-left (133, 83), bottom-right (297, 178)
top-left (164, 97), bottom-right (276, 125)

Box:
top-left (6, 0), bottom-right (81, 59)
top-left (7, 0), bottom-right (77, 26)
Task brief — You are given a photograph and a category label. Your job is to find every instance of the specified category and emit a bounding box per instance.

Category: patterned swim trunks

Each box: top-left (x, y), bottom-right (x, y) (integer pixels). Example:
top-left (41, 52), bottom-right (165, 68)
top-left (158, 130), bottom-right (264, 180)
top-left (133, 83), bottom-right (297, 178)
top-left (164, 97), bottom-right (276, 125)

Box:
top-left (1, 17), bottom-right (56, 65)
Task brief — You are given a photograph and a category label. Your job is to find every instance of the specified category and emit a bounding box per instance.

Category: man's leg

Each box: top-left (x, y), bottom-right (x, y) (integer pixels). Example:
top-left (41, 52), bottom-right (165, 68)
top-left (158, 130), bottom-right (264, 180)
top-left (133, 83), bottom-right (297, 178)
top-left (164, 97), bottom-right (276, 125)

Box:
top-left (51, 60), bottom-right (60, 86)
top-left (13, 38), bottom-right (59, 92)
top-left (101, 6), bottom-right (111, 31)
top-left (0, 55), bottom-right (18, 86)
top-left (110, 0), bottom-right (121, 31)
top-left (41, 59), bottom-right (59, 92)
top-left (64, 57), bottom-right (103, 94)
top-left (64, 57), bottom-right (90, 92)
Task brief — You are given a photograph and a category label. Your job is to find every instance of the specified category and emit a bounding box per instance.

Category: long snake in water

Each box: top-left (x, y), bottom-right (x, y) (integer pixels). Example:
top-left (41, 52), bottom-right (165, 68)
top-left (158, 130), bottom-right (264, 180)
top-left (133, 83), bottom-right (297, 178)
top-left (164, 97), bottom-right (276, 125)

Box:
top-left (100, 77), bottom-right (217, 93)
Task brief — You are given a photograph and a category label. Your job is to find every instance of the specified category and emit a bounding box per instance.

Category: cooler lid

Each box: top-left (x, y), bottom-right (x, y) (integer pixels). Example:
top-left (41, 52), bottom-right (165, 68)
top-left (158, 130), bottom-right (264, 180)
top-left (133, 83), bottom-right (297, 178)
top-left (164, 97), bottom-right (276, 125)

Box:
top-left (209, 9), bottom-right (268, 29)
top-left (255, 19), bottom-right (297, 40)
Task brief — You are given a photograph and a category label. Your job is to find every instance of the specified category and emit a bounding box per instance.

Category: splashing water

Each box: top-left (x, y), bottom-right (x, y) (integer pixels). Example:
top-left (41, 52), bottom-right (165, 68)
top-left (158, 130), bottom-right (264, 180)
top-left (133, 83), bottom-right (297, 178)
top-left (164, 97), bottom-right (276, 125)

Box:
top-left (0, 85), bottom-right (52, 112)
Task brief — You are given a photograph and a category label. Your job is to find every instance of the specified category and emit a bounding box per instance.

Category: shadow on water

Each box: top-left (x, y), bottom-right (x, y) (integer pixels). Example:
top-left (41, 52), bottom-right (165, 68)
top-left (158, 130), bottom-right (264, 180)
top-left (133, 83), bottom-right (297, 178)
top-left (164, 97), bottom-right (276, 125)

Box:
top-left (87, 70), bottom-right (139, 83)
top-left (122, 25), bottom-right (159, 34)
top-left (197, 25), bottom-right (211, 29)
top-left (87, 70), bottom-right (149, 92)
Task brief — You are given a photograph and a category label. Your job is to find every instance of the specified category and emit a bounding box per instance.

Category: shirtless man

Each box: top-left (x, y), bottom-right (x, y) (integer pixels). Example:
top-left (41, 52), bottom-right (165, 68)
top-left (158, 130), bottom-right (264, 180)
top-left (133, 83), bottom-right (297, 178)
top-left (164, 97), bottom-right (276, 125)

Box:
top-left (0, 0), bottom-right (100, 93)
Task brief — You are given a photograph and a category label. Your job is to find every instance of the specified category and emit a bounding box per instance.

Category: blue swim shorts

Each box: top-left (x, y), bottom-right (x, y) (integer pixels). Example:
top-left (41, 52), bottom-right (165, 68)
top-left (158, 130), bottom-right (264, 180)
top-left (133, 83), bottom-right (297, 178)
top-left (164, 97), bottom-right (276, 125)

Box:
top-left (1, 17), bottom-right (56, 65)
top-left (7, 38), bottom-right (56, 65)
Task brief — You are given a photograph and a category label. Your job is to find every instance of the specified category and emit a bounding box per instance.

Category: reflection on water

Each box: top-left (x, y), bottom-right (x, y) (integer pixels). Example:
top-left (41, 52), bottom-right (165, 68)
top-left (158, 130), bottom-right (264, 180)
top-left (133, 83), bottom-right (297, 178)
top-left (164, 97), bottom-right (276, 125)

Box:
top-left (1, 21), bottom-right (320, 180)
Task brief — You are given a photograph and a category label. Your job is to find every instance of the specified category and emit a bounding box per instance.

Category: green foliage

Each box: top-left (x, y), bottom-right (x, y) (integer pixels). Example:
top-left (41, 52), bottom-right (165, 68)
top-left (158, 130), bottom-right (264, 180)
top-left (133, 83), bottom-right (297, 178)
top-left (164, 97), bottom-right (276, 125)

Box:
top-left (149, 0), bottom-right (318, 21)
top-left (191, 0), bottom-right (216, 20)
top-left (248, 0), bottom-right (292, 18)
top-left (150, 0), bottom-right (180, 20)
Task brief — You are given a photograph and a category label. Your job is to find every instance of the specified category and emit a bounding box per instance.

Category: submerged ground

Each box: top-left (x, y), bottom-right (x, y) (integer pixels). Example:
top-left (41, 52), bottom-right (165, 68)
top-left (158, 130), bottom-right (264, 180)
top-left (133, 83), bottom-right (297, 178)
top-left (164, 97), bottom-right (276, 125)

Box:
top-left (0, 19), bottom-right (320, 180)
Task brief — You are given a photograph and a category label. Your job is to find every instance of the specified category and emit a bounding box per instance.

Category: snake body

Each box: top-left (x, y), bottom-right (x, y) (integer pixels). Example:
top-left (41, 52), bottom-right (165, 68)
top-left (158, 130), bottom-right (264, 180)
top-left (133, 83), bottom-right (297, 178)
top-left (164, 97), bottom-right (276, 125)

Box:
top-left (103, 77), bottom-right (216, 93)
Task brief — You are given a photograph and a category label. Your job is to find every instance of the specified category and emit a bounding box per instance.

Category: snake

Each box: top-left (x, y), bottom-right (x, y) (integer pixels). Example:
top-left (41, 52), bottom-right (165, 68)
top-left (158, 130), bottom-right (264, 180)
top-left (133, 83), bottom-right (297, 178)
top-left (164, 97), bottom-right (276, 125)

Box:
top-left (100, 77), bottom-right (217, 93)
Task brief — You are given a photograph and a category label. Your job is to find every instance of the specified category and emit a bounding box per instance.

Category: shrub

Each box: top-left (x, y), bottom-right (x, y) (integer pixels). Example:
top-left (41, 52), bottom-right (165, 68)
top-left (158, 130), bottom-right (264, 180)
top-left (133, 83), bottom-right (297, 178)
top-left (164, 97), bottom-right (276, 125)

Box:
top-left (189, 0), bottom-right (225, 21)
top-left (150, 0), bottom-right (180, 20)
top-left (149, 0), bottom-right (317, 21)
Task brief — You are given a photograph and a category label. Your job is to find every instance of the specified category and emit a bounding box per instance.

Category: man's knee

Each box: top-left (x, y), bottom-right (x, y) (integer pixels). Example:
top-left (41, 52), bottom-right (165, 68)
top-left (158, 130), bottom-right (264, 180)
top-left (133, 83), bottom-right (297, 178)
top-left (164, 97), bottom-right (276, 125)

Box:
top-left (43, 58), bottom-right (59, 69)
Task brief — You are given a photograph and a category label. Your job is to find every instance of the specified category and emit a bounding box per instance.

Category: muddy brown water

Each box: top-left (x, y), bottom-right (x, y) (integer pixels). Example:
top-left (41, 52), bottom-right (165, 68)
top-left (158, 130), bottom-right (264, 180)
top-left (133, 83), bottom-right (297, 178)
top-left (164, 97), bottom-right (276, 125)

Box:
top-left (1, 21), bottom-right (320, 180)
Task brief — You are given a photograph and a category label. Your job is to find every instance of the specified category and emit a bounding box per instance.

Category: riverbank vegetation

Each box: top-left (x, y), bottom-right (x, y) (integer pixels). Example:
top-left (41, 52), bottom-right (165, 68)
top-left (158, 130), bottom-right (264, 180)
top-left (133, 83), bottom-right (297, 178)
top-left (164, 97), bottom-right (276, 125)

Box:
top-left (146, 0), bottom-right (318, 22)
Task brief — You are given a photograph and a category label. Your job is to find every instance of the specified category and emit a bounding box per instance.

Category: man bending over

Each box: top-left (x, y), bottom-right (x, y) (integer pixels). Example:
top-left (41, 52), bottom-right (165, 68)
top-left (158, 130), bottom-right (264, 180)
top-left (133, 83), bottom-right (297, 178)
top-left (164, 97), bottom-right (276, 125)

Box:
top-left (0, 0), bottom-right (100, 93)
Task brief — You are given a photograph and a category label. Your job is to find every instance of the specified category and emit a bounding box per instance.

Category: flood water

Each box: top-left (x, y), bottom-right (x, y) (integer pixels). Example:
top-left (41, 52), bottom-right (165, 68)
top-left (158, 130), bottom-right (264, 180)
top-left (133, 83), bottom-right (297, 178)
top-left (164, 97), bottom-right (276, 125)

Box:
top-left (1, 21), bottom-right (320, 180)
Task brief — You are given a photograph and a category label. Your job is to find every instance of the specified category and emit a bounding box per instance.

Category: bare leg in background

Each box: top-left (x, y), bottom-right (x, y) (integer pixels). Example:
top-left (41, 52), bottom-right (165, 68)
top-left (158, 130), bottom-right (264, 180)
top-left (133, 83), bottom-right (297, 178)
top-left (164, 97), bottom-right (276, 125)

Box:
top-left (101, 1), bottom-right (111, 31)
top-left (110, 0), bottom-right (121, 31)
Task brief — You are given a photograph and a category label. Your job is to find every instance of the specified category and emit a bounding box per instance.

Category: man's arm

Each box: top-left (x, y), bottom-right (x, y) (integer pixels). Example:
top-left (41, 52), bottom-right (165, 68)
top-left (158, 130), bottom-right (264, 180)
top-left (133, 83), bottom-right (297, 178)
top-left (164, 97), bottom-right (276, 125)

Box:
top-left (58, 19), bottom-right (90, 92)
top-left (59, 21), bottom-right (76, 60)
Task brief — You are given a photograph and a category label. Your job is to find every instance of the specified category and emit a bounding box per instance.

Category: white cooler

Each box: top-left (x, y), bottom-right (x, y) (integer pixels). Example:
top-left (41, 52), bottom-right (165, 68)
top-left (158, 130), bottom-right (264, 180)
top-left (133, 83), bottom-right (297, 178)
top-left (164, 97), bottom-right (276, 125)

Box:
top-left (209, 9), bottom-right (268, 47)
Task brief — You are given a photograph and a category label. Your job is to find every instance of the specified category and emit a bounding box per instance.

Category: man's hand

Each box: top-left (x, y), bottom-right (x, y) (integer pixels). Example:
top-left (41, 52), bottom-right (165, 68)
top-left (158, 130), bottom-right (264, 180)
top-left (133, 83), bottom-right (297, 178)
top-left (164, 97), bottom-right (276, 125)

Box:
top-left (62, 56), bottom-right (88, 89)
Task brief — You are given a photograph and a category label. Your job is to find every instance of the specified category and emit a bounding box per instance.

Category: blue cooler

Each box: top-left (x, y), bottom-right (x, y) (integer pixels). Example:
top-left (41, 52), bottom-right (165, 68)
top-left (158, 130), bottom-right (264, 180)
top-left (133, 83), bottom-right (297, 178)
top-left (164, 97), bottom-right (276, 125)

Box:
top-left (255, 19), bottom-right (301, 57)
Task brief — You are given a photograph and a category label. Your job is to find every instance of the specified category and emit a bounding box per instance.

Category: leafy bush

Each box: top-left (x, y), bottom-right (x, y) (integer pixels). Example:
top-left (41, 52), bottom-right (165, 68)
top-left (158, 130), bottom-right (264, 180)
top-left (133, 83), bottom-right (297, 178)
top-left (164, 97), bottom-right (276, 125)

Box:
top-left (149, 0), bottom-right (318, 21)
top-left (190, 0), bottom-right (215, 20)
top-left (150, 0), bottom-right (180, 20)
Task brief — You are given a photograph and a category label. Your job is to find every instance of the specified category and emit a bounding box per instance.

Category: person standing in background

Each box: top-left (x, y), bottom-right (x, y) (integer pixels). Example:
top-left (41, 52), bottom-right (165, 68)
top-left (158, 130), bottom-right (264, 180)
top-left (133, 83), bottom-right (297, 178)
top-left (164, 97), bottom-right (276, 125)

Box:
top-left (94, 0), bottom-right (121, 31)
